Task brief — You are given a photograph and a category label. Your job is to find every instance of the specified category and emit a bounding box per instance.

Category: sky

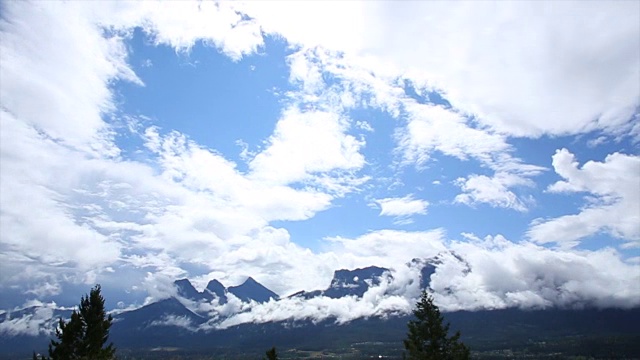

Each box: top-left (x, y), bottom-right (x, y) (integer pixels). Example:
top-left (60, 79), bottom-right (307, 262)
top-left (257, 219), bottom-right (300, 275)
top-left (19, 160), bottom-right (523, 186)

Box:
top-left (0, 0), bottom-right (639, 326)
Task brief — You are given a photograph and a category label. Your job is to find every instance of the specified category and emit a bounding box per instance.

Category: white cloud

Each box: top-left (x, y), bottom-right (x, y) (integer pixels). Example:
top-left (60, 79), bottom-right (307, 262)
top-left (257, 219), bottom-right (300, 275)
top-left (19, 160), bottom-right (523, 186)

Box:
top-left (374, 195), bottom-right (429, 217)
top-left (0, 302), bottom-right (58, 337)
top-left (454, 172), bottom-right (532, 212)
top-left (271, 48), bottom-right (547, 212)
top-left (3, 232), bottom-right (640, 333)
top-left (0, 112), bottom-right (122, 271)
top-left (397, 103), bottom-right (510, 166)
top-left (397, 102), bottom-right (545, 211)
top-left (248, 107), bottom-right (366, 189)
top-left (326, 229), bottom-right (448, 269)
top-left (150, 315), bottom-right (197, 330)
top-left (1, 0), bottom-right (637, 324)
top-left (528, 149), bottom-right (640, 248)
top-left (198, 234), bottom-right (640, 327)
top-left (238, 1), bottom-right (640, 138)
top-left (0, 1), bottom-right (140, 155)
top-left (445, 235), bottom-right (640, 311)
top-left (97, 1), bottom-right (264, 61)
top-left (143, 126), bottom-right (340, 223)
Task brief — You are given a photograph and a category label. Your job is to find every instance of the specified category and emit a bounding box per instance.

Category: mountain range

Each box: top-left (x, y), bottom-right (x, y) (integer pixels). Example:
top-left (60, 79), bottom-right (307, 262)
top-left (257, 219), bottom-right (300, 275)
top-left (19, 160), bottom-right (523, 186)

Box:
top-left (1, 255), bottom-right (639, 359)
top-left (174, 276), bottom-right (279, 305)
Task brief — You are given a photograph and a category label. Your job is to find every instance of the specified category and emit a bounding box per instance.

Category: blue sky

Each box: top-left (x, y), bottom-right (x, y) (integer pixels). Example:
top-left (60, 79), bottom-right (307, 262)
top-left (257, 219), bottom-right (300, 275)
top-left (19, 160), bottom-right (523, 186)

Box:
top-left (0, 1), bottom-right (639, 315)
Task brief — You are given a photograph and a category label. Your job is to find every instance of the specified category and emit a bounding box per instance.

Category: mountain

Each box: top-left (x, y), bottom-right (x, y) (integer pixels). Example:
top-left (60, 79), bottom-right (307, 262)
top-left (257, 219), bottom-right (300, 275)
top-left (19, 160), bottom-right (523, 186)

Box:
top-left (6, 307), bottom-right (640, 359)
top-left (227, 277), bottom-right (279, 303)
top-left (205, 279), bottom-right (227, 304)
top-left (109, 297), bottom-right (206, 349)
top-left (174, 277), bottom-right (276, 305)
top-left (174, 278), bottom-right (212, 302)
top-left (114, 297), bottom-right (205, 330)
top-left (290, 265), bottom-right (390, 299)
top-left (2, 257), bottom-right (640, 359)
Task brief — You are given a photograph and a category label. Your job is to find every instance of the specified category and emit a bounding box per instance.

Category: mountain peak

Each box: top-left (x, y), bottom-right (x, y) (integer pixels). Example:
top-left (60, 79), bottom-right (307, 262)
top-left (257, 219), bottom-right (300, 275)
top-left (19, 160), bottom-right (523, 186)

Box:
top-left (174, 279), bottom-right (199, 299)
top-left (174, 279), bottom-right (213, 302)
top-left (228, 277), bottom-right (278, 303)
top-left (243, 277), bottom-right (258, 284)
top-left (206, 279), bottom-right (225, 292)
top-left (324, 266), bottom-right (389, 298)
top-left (205, 279), bottom-right (227, 304)
top-left (174, 278), bottom-right (193, 287)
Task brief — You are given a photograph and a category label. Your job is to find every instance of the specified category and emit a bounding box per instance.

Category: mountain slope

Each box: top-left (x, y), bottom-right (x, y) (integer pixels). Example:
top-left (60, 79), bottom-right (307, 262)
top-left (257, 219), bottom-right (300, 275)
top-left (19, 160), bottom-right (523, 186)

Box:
top-left (227, 277), bottom-right (279, 303)
top-left (290, 265), bottom-right (390, 299)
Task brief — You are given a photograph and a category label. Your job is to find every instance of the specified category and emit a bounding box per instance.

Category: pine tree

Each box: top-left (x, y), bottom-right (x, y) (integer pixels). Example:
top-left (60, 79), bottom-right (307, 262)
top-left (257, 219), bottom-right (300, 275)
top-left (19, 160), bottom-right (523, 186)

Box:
top-left (403, 290), bottom-right (470, 360)
top-left (47, 284), bottom-right (116, 360)
top-left (264, 346), bottom-right (278, 360)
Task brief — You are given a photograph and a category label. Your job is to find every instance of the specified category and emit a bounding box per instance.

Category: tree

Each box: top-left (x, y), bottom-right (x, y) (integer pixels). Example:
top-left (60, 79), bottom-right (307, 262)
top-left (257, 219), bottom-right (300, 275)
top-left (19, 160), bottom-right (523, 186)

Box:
top-left (264, 346), bottom-right (279, 360)
top-left (47, 284), bottom-right (116, 360)
top-left (403, 290), bottom-right (470, 360)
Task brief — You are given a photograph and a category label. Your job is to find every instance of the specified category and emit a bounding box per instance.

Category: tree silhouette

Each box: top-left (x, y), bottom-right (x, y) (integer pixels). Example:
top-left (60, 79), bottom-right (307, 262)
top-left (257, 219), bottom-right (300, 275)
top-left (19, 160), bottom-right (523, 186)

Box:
top-left (264, 346), bottom-right (279, 360)
top-left (47, 284), bottom-right (116, 360)
top-left (403, 290), bottom-right (470, 360)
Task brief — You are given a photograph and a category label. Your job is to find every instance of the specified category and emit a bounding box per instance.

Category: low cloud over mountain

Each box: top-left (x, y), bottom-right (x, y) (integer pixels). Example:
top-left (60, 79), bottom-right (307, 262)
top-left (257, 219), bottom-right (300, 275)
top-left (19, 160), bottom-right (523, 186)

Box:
top-left (3, 250), bottom-right (638, 338)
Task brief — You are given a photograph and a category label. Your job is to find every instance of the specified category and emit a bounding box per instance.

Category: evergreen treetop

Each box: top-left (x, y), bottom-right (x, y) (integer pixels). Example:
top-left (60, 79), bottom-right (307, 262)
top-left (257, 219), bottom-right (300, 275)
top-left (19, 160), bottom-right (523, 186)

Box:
top-left (47, 284), bottom-right (116, 360)
top-left (403, 290), bottom-right (470, 360)
top-left (264, 346), bottom-right (279, 360)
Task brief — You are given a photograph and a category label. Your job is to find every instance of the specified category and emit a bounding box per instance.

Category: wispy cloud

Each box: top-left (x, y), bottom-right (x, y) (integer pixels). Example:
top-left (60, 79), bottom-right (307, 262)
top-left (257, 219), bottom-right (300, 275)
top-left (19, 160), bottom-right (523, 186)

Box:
top-left (372, 195), bottom-right (429, 225)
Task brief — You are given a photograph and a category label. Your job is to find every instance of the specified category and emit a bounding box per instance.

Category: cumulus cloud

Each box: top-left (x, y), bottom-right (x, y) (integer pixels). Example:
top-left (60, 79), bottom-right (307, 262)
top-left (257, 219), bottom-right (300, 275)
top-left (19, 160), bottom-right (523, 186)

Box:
top-left (445, 235), bottom-right (640, 310)
top-left (247, 107), bottom-right (366, 189)
top-left (0, 0), bottom-right (637, 328)
top-left (273, 48), bottom-right (547, 212)
top-left (238, 1), bottom-right (640, 138)
top-left (0, 0), bottom-right (367, 300)
top-left (528, 149), bottom-right (640, 248)
top-left (326, 230), bottom-right (447, 269)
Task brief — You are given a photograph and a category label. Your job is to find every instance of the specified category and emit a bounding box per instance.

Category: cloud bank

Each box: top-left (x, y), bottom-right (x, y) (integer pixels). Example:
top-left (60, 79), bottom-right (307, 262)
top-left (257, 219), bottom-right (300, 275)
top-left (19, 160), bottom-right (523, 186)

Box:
top-left (0, 0), bottom-right (638, 335)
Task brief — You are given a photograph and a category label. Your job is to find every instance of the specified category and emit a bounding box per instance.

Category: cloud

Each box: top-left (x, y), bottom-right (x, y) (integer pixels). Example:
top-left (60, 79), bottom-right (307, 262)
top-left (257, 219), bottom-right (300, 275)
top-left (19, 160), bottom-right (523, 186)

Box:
top-left (374, 195), bottom-right (429, 220)
top-left (454, 173), bottom-right (532, 212)
top-left (0, 1), bottom-right (140, 155)
top-left (93, 1), bottom-right (264, 61)
top-left (0, 0), bottom-right (637, 326)
top-left (0, 112), bottom-right (122, 271)
top-left (2, 233), bottom-right (639, 334)
top-left (396, 102), bottom-right (545, 211)
top-left (0, 301), bottom-right (58, 337)
top-left (326, 230), bottom-right (448, 268)
top-left (238, 1), bottom-right (640, 138)
top-left (247, 107), bottom-right (366, 190)
top-left (217, 287), bottom-right (411, 329)
top-left (528, 149), bottom-right (640, 248)
top-left (203, 235), bottom-right (640, 327)
top-left (397, 103), bottom-right (510, 166)
top-left (445, 235), bottom-right (640, 311)
top-left (270, 48), bottom-right (547, 212)
top-left (150, 315), bottom-right (197, 330)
